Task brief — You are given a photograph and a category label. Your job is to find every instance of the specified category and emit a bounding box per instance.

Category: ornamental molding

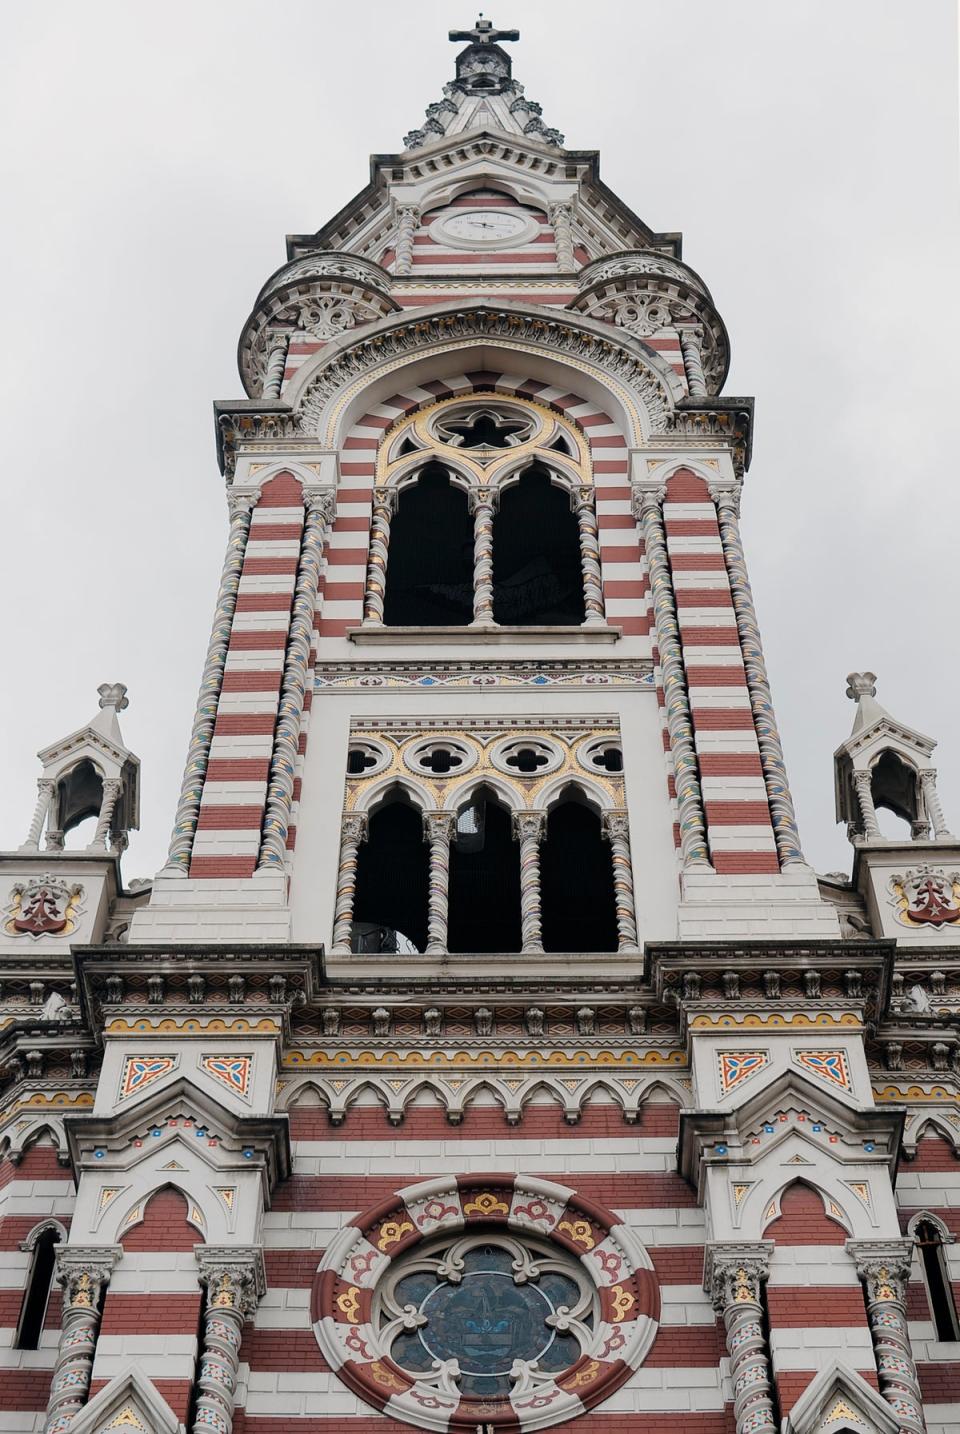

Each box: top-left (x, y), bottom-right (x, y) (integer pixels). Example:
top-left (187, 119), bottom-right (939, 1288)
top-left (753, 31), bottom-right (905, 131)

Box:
top-left (703, 1240), bottom-right (773, 1310)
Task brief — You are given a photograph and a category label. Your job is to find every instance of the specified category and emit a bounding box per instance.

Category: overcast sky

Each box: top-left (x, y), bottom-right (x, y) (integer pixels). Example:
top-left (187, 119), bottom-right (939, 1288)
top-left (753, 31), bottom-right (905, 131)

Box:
top-left (1, 1), bottom-right (957, 882)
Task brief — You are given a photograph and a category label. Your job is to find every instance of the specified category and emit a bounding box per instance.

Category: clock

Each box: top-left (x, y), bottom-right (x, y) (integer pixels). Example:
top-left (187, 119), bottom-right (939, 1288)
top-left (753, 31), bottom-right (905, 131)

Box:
top-left (431, 208), bottom-right (538, 250)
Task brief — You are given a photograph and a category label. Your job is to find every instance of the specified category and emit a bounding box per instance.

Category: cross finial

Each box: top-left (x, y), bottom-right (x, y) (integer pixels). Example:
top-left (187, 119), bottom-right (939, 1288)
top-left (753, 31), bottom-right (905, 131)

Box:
top-left (449, 14), bottom-right (519, 46)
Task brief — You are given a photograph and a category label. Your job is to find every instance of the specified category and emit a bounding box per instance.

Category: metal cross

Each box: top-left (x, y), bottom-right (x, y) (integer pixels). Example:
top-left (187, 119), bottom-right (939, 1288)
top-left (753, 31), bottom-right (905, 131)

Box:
top-left (449, 15), bottom-right (519, 46)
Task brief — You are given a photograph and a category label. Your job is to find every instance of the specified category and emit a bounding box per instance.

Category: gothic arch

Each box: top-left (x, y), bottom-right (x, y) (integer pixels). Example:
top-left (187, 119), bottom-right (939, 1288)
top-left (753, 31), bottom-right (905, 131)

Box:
top-left (905, 1209), bottom-right (953, 1242)
top-left (279, 1077), bottom-right (330, 1112)
top-left (536, 773), bottom-right (616, 815)
top-left (353, 775), bottom-right (434, 815)
top-left (19, 1217), bottom-right (68, 1251)
top-left (903, 1113), bottom-right (960, 1159)
top-left (112, 1183), bottom-right (207, 1247)
top-left (758, 1177), bottom-right (854, 1240)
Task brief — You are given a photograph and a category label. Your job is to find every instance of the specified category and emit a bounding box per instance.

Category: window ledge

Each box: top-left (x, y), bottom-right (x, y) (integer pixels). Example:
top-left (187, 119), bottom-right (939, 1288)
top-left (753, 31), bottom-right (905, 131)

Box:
top-left (347, 624), bottom-right (622, 646)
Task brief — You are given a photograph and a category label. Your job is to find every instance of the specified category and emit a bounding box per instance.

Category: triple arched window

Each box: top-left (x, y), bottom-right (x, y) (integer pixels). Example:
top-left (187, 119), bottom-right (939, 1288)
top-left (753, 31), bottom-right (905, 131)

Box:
top-left (362, 397), bottom-right (606, 631)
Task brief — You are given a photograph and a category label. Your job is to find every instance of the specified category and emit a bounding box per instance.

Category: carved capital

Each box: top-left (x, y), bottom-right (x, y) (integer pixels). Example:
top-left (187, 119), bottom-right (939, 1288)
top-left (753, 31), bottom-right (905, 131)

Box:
top-left (196, 1245), bottom-right (266, 1321)
top-left (631, 484), bottom-right (666, 520)
top-left (372, 486), bottom-right (399, 517)
top-left (227, 490), bottom-right (258, 521)
top-left (513, 810), bottom-right (547, 843)
top-left (601, 810), bottom-right (630, 843)
top-left (707, 482), bottom-right (741, 517)
top-left (846, 1238), bottom-right (914, 1301)
top-left (304, 487), bottom-right (337, 524)
top-left (55, 1245), bottom-right (123, 1307)
top-left (340, 813), bottom-right (369, 846)
top-left (423, 811), bottom-right (457, 844)
top-left (468, 485), bottom-right (499, 514)
top-left (570, 484), bottom-right (595, 513)
top-left (704, 1241), bottom-right (773, 1313)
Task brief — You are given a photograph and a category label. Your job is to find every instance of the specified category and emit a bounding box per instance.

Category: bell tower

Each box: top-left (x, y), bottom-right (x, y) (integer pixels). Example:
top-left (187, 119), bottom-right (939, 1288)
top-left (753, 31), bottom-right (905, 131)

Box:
top-left (4, 17), bottom-right (960, 1434)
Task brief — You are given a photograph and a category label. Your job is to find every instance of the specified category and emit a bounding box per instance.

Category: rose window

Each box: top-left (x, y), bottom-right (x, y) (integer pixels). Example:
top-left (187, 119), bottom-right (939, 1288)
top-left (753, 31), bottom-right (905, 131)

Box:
top-left (379, 1234), bottom-right (595, 1399)
top-left (313, 1174), bottom-right (659, 1430)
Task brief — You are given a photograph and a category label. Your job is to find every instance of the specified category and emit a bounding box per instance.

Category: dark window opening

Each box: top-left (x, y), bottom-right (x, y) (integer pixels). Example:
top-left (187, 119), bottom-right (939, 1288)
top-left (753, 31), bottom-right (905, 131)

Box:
top-left (492, 467), bottom-right (585, 626)
top-left (871, 751), bottom-right (918, 828)
top-left (594, 747), bottom-right (623, 773)
top-left (504, 747), bottom-right (549, 774)
top-left (541, 798), bottom-right (618, 953)
top-left (916, 1220), bottom-right (960, 1341)
top-left (448, 788), bottom-right (522, 953)
top-left (419, 748), bottom-right (464, 774)
top-left (57, 760), bottom-right (104, 838)
top-left (398, 437), bottom-right (418, 456)
top-left (347, 748), bottom-right (377, 775)
top-left (16, 1228), bottom-right (60, 1349)
top-left (352, 799), bottom-right (429, 954)
top-left (383, 466), bottom-right (474, 627)
top-left (758, 1283), bottom-right (782, 1428)
top-left (550, 434), bottom-right (572, 454)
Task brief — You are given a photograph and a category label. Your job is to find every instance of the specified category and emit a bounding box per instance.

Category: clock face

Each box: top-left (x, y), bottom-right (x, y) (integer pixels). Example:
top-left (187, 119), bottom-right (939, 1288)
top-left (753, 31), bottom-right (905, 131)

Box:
top-left (433, 209), bottom-right (536, 249)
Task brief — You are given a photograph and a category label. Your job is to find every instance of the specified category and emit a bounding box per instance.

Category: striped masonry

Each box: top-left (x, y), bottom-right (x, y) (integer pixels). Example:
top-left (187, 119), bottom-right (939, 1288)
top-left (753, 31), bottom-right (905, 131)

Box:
top-left (661, 468), bottom-right (778, 874)
top-left (409, 194), bottom-right (559, 275)
top-left (898, 1132), bottom-right (960, 1430)
top-left (763, 1184), bottom-right (877, 1414)
top-left (190, 471), bottom-right (305, 879)
top-left (318, 370), bottom-right (646, 638)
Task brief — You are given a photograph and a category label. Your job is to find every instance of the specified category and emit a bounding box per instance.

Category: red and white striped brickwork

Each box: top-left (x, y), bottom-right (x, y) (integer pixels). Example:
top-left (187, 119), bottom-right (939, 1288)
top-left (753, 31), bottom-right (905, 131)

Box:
top-left (190, 472), bottom-right (306, 880)
top-left (319, 369), bottom-right (646, 640)
top-left (898, 1133), bottom-right (960, 1431)
top-left (659, 468), bottom-right (778, 874)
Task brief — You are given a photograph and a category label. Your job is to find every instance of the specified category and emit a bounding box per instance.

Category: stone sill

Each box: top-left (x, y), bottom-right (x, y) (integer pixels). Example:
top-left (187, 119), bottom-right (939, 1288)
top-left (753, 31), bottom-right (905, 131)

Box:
top-left (347, 624), bottom-right (621, 646)
top-left (326, 951), bottom-right (643, 982)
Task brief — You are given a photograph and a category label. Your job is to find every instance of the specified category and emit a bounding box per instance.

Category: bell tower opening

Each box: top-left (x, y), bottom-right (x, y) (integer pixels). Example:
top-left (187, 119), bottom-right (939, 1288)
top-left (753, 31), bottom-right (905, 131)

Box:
top-left (447, 787), bottom-right (522, 953)
top-left (541, 795), bottom-right (618, 953)
top-left (352, 796), bottom-right (429, 953)
top-left (492, 466), bottom-right (585, 626)
top-left (382, 465), bottom-right (473, 627)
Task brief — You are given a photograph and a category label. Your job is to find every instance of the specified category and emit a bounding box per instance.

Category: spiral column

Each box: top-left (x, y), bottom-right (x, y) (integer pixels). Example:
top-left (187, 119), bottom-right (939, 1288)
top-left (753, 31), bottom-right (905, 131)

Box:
top-left (88, 779), bottom-right (121, 852)
top-left (44, 1246), bottom-right (121, 1434)
top-left (710, 483), bottom-right (805, 865)
top-left (707, 1244), bottom-right (776, 1434)
top-left (601, 811), bottom-right (639, 951)
top-left (513, 811), bottom-right (546, 953)
top-left (331, 813), bottom-right (369, 952)
top-left (193, 1248), bottom-right (265, 1434)
top-left (423, 812), bottom-right (456, 953)
top-left (633, 486), bottom-right (712, 869)
top-left (161, 493), bottom-right (255, 875)
top-left (848, 1240), bottom-right (926, 1434)
top-left (853, 770), bottom-right (882, 839)
top-left (261, 330), bottom-right (290, 400)
top-left (20, 778), bottom-right (55, 851)
top-left (920, 769), bottom-right (952, 838)
top-left (469, 487), bottom-right (498, 626)
top-left (679, 325), bottom-right (708, 398)
top-left (393, 206), bottom-right (420, 276)
top-left (549, 203), bottom-right (576, 270)
top-left (256, 490), bottom-right (335, 875)
top-left (572, 485), bottom-right (606, 625)
top-left (363, 487), bottom-right (398, 625)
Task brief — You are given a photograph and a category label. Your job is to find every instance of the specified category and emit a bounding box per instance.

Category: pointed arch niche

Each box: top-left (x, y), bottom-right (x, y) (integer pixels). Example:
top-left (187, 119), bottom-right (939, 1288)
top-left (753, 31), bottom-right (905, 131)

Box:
top-left (352, 789), bottom-right (430, 953)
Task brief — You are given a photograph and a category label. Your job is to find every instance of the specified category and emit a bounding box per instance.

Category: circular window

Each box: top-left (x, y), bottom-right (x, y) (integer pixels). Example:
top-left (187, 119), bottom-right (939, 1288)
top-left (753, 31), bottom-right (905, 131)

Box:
top-left (346, 741), bottom-right (390, 778)
top-left (578, 738), bottom-right (624, 775)
top-left (404, 739), bottom-right (477, 778)
top-left (313, 1174), bottom-right (659, 1430)
top-left (490, 737), bottom-right (563, 778)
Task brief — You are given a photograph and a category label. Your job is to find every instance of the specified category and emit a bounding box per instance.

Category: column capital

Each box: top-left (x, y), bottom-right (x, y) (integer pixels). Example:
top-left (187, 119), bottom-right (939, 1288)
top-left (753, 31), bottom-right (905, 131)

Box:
top-left (303, 487), bottom-right (337, 523)
top-left (55, 1244), bottom-right (123, 1305)
top-left (846, 1238), bottom-right (915, 1297)
top-left (468, 484), bottom-right (499, 513)
top-left (513, 810), bottom-right (547, 843)
top-left (631, 483), bottom-right (666, 519)
top-left (372, 485), bottom-right (399, 515)
top-left (423, 810), bottom-right (457, 842)
top-left (704, 1240), bottom-right (773, 1312)
top-left (196, 1245), bottom-right (266, 1321)
top-left (341, 812), bottom-right (369, 845)
top-left (37, 776), bottom-right (56, 794)
top-left (227, 489), bottom-right (259, 520)
top-left (707, 481), bottom-right (741, 516)
top-left (601, 809), bottom-right (630, 842)
top-left (570, 483), bottom-right (595, 512)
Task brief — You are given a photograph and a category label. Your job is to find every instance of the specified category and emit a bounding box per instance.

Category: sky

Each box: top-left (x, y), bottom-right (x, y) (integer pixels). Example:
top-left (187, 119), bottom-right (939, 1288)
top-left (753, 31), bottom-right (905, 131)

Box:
top-left (1, 0), bottom-right (958, 882)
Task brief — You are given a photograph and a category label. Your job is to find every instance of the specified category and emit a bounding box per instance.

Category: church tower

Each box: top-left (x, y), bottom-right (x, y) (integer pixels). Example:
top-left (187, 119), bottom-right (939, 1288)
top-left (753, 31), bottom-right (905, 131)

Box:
top-left (3, 19), bottom-right (960, 1434)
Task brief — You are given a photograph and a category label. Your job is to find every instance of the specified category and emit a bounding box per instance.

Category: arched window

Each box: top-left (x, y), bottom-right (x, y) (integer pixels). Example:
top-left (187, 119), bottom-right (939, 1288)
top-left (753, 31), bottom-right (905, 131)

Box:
top-left (352, 798), bottom-right (429, 953)
top-left (383, 466), bottom-right (473, 626)
top-left (541, 795), bottom-right (618, 953)
top-left (492, 466), bottom-right (585, 626)
top-left (447, 787), bottom-right (522, 953)
top-left (16, 1225), bottom-right (61, 1349)
top-left (871, 751), bottom-right (920, 837)
top-left (915, 1218), bottom-right (960, 1341)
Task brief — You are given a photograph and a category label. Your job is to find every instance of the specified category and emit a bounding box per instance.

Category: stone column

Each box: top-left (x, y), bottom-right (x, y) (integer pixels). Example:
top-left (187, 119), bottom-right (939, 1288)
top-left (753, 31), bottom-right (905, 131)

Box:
top-left (633, 486), bottom-right (712, 869)
top-left (549, 203), bottom-right (576, 270)
top-left (193, 1247), bottom-right (265, 1434)
top-left (20, 778), bottom-right (56, 852)
top-left (513, 811), bottom-right (546, 953)
top-left (423, 812), bottom-right (456, 954)
top-left (257, 491), bottom-right (335, 875)
top-left (847, 1239), bottom-right (926, 1434)
top-left (331, 813), bottom-right (368, 953)
top-left (601, 811), bottom-right (639, 952)
top-left (469, 487), bottom-right (498, 626)
top-left (393, 206), bottom-right (420, 276)
top-left (44, 1246), bottom-right (121, 1434)
top-left (261, 330), bottom-right (290, 400)
top-left (161, 493), bottom-right (255, 875)
top-left (706, 1243), bottom-right (776, 1434)
top-left (709, 484), bottom-right (806, 867)
top-left (920, 769), bottom-right (953, 839)
top-left (87, 779), bottom-right (122, 853)
top-left (679, 325), bottom-right (708, 397)
top-left (854, 770), bottom-right (882, 840)
top-left (363, 487), bottom-right (398, 625)
top-left (571, 486), bottom-right (606, 626)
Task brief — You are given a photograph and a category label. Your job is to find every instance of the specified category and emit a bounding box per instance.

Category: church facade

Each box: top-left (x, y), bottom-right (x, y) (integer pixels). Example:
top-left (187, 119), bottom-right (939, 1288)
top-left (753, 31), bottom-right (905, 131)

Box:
top-left (2, 19), bottom-right (960, 1434)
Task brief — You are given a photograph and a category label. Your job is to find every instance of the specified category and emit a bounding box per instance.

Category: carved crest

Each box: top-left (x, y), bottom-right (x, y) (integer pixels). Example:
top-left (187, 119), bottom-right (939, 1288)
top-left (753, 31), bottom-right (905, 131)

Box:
top-left (3, 875), bottom-right (84, 938)
top-left (889, 865), bottom-right (960, 929)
